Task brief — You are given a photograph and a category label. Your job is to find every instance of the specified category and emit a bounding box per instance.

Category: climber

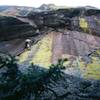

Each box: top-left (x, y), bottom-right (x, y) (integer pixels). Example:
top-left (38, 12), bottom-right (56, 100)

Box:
top-left (25, 39), bottom-right (32, 50)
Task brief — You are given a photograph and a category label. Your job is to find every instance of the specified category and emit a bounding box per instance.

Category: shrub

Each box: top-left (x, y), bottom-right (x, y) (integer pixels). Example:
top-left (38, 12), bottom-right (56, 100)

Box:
top-left (0, 54), bottom-right (66, 100)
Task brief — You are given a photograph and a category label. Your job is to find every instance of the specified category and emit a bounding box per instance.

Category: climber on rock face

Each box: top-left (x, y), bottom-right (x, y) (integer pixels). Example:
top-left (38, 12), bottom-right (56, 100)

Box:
top-left (25, 39), bottom-right (32, 50)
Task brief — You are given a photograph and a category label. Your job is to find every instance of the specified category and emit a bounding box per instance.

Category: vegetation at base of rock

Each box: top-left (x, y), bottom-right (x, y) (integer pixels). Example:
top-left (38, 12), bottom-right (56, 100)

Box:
top-left (0, 54), bottom-right (100, 100)
top-left (0, 54), bottom-right (66, 100)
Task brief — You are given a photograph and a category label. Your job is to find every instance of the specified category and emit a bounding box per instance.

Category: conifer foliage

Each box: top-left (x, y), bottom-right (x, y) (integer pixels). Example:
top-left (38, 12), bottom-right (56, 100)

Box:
top-left (0, 53), bottom-right (66, 100)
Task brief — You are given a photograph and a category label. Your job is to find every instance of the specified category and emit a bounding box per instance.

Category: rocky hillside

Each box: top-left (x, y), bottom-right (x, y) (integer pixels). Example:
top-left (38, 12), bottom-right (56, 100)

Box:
top-left (0, 4), bottom-right (67, 16)
top-left (28, 6), bottom-right (100, 36)
top-left (0, 5), bottom-right (100, 79)
top-left (0, 16), bottom-right (36, 41)
top-left (0, 5), bottom-right (100, 100)
top-left (0, 5), bottom-right (100, 41)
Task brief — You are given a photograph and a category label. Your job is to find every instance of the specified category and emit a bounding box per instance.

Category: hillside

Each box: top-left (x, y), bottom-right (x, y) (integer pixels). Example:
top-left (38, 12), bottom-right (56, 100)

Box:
top-left (0, 5), bottom-right (100, 100)
top-left (0, 5), bottom-right (100, 41)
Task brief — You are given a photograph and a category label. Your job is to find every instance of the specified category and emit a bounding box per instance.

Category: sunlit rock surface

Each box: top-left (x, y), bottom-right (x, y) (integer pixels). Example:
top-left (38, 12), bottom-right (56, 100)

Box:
top-left (18, 30), bottom-right (100, 79)
top-left (19, 33), bottom-right (53, 68)
top-left (0, 6), bottom-right (100, 41)
top-left (0, 5), bottom-right (100, 79)
top-left (27, 7), bottom-right (100, 36)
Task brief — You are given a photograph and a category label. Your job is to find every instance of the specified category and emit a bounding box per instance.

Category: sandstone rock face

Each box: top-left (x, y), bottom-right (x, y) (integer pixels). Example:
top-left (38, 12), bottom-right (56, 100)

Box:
top-left (0, 5), bottom-right (100, 100)
top-left (28, 7), bottom-right (100, 36)
top-left (0, 6), bottom-right (100, 41)
top-left (0, 16), bottom-right (36, 41)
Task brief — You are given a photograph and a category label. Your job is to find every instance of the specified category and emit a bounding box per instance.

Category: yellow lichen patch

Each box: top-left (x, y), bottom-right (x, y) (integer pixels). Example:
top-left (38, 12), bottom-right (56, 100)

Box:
top-left (18, 50), bottom-right (30, 63)
top-left (31, 34), bottom-right (53, 68)
top-left (79, 56), bottom-right (100, 80)
top-left (79, 18), bottom-right (89, 32)
top-left (84, 62), bottom-right (100, 79)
